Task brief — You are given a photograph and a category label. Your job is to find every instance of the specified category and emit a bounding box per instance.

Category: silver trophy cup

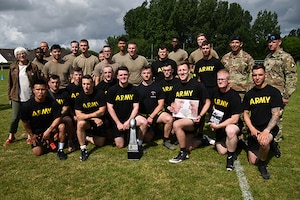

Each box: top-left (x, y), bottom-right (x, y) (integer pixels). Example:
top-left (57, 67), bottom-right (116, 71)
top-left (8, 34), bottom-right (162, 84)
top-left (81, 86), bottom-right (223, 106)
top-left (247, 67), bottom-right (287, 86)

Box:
top-left (127, 118), bottom-right (142, 160)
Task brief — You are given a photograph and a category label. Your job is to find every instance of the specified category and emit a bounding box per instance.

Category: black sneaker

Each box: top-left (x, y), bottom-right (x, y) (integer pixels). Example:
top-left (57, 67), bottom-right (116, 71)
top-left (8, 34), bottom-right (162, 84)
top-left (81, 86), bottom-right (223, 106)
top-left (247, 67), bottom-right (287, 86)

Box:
top-left (226, 155), bottom-right (235, 171)
top-left (57, 149), bottom-right (67, 160)
top-left (271, 140), bottom-right (281, 158)
top-left (163, 140), bottom-right (176, 150)
top-left (169, 151), bottom-right (189, 163)
top-left (80, 149), bottom-right (89, 161)
top-left (258, 164), bottom-right (270, 179)
top-left (203, 135), bottom-right (215, 145)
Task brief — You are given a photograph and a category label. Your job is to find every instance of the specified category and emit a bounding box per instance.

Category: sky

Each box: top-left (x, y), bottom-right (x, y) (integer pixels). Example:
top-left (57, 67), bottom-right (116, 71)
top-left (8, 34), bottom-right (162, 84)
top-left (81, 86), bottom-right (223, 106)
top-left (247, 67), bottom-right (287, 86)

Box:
top-left (0, 0), bottom-right (299, 52)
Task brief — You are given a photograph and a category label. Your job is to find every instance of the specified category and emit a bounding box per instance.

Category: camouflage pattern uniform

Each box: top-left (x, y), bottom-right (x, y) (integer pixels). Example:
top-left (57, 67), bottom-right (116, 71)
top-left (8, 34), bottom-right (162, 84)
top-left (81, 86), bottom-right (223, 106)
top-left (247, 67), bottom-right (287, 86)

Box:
top-left (221, 49), bottom-right (254, 97)
top-left (222, 49), bottom-right (254, 135)
top-left (264, 48), bottom-right (297, 142)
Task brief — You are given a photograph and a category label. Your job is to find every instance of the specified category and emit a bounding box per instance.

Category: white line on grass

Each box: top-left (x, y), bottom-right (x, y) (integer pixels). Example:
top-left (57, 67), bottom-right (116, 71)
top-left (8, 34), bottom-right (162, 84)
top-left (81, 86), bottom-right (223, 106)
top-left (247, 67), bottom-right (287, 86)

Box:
top-left (235, 159), bottom-right (253, 200)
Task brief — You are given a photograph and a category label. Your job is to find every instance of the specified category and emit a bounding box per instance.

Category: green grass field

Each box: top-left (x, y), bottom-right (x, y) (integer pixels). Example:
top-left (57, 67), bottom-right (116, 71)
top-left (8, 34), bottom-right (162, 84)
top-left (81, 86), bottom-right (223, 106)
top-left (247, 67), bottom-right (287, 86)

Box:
top-left (0, 67), bottom-right (299, 200)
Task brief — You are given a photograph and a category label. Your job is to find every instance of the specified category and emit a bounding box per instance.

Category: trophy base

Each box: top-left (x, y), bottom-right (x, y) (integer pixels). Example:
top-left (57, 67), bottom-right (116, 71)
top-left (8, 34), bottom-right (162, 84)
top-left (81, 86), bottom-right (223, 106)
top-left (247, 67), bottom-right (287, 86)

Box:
top-left (127, 150), bottom-right (142, 160)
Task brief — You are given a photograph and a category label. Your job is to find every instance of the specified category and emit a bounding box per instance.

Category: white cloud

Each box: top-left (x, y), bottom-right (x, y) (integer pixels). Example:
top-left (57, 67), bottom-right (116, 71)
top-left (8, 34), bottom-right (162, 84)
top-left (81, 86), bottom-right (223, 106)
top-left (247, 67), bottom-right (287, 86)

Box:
top-left (0, 0), bottom-right (298, 52)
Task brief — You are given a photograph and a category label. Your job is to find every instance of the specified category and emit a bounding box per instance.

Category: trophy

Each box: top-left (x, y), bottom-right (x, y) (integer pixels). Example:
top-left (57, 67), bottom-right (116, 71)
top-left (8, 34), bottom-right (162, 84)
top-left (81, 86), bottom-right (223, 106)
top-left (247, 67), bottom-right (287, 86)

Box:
top-left (127, 118), bottom-right (142, 160)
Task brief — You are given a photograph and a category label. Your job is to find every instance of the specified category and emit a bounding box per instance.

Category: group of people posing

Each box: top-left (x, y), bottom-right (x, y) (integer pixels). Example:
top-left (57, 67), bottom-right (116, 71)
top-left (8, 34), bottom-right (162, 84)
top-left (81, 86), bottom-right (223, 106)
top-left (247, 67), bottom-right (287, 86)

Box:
top-left (4, 33), bottom-right (297, 180)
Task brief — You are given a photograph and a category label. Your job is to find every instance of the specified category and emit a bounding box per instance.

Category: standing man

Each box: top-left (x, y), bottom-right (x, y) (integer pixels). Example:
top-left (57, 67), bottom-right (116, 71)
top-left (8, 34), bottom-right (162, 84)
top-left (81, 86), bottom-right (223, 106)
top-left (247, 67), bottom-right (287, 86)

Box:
top-left (243, 64), bottom-right (283, 179)
top-left (75, 75), bottom-right (106, 161)
top-left (221, 35), bottom-right (254, 99)
top-left (208, 69), bottom-right (243, 171)
top-left (106, 66), bottom-right (140, 148)
top-left (42, 44), bottom-right (73, 89)
top-left (168, 61), bottom-right (211, 163)
top-left (32, 47), bottom-right (47, 73)
top-left (168, 36), bottom-right (188, 65)
top-left (194, 40), bottom-right (224, 99)
top-left (112, 37), bottom-right (128, 65)
top-left (94, 45), bottom-right (120, 85)
top-left (73, 39), bottom-right (99, 76)
top-left (135, 65), bottom-right (175, 150)
top-left (189, 33), bottom-right (219, 70)
top-left (151, 46), bottom-right (177, 82)
top-left (120, 42), bottom-right (148, 86)
top-left (21, 79), bottom-right (67, 160)
top-left (264, 33), bottom-right (297, 144)
top-left (63, 40), bottom-right (80, 65)
top-left (40, 41), bottom-right (52, 61)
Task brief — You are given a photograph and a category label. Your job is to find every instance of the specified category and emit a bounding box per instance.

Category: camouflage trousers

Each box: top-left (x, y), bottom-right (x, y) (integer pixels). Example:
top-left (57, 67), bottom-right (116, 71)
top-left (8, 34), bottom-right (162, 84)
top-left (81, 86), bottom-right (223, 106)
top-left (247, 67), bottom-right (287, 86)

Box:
top-left (274, 108), bottom-right (284, 142)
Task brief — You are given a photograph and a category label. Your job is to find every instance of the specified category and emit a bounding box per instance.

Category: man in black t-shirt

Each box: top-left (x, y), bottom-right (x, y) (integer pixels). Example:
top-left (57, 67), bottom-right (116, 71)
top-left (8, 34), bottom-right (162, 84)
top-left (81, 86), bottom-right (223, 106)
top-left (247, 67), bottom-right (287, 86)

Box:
top-left (75, 75), bottom-right (106, 161)
top-left (151, 46), bottom-right (177, 82)
top-left (48, 74), bottom-right (75, 152)
top-left (194, 40), bottom-right (225, 99)
top-left (107, 66), bottom-right (140, 148)
top-left (95, 65), bottom-right (117, 95)
top-left (168, 61), bottom-right (211, 163)
top-left (243, 64), bottom-right (283, 179)
top-left (66, 67), bottom-right (83, 122)
top-left (158, 63), bottom-right (180, 110)
top-left (208, 69), bottom-right (243, 171)
top-left (135, 65), bottom-right (175, 150)
top-left (21, 79), bottom-right (67, 160)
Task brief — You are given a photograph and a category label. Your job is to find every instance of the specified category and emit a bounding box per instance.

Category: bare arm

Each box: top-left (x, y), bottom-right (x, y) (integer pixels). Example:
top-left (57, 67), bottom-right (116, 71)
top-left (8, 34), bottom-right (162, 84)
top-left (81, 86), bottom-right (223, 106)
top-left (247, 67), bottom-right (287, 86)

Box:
top-left (75, 106), bottom-right (106, 121)
top-left (257, 107), bottom-right (281, 146)
top-left (194, 98), bottom-right (211, 123)
top-left (147, 99), bottom-right (164, 125)
top-left (243, 109), bottom-right (259, 138)
top-left (209, 113), bottom-right (240, 130)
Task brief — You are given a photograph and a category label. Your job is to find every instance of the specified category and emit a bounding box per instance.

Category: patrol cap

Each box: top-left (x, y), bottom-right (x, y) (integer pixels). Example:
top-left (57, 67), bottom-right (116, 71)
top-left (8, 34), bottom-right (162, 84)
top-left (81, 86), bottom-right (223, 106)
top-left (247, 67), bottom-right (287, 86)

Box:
top-left (230, 35), bottom-right (243, 42)
top-left (267, 33), bottom-right (281, 41)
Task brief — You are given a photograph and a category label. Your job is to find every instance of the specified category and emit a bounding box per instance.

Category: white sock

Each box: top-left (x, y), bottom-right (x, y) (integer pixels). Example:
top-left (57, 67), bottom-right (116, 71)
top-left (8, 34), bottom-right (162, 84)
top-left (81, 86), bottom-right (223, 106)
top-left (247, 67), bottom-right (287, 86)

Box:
top-left (137, 139), bottom-right (143, 146)
top-left (80, 145), bottom-right (87, 150)
top-left (58, 142), bottom-right (64, 150)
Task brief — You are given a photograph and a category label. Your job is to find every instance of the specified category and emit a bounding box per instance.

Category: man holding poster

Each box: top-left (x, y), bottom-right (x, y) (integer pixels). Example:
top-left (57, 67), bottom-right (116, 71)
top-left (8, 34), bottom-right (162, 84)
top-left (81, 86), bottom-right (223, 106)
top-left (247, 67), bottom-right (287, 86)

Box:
top-left (168, 61), bottom-right (210, 163)
top-left (208, 69), bottom-right (243, 171)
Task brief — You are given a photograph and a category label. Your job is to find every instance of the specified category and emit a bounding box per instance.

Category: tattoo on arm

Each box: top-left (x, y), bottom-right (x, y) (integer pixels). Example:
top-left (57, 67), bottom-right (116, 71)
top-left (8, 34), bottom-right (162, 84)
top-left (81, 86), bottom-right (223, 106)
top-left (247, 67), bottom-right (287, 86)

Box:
top-left (266, 107), bottom-right (280, 131)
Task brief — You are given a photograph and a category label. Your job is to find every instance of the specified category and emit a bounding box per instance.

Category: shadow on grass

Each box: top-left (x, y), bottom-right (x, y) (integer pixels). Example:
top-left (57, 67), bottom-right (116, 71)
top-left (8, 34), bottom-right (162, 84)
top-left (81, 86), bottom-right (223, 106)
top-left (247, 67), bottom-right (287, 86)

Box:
top-left (0, 103), bottom-right (11, 111)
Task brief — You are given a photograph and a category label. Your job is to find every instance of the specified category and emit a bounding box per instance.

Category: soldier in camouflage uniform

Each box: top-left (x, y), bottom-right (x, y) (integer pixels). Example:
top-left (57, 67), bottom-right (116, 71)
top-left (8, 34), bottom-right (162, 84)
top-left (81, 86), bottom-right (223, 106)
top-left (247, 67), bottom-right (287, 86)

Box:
top-left (221, 36), bottom-right (254, 140)
top-left (221, 35), bottom-right (254, 100)
top-left (264, 33), bottom-right (297, 145)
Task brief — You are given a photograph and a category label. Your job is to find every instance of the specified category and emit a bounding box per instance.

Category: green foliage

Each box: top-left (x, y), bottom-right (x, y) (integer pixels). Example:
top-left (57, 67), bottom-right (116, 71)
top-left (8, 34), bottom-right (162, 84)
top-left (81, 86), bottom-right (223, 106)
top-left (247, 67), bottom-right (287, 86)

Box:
top-left (288, 28), bottom-right (300, 37)
top-left (282, 36), bottom-right (300, 61)
top-left (120, 0), bottom-right (281, 60)
top-left (251, 10), bottom-right (280, 59)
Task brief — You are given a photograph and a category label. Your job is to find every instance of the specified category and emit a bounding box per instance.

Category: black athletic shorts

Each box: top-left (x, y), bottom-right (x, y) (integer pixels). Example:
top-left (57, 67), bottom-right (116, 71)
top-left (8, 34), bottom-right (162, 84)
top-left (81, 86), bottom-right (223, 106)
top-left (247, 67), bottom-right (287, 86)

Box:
top-left (247, 126), bottom-right (279, 151)
top-left (87, 120), bottom-right (106, 137)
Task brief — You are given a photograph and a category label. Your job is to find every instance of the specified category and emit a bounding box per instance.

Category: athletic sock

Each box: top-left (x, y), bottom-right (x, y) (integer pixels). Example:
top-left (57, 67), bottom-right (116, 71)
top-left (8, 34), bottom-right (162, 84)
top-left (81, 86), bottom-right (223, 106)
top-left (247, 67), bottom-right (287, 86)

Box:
top-left (58, 142), bottom-right (64, 150)
top-left (80, 145), bottom-right (87, 151)
top-left (137, 139), bottom-right (143, 146)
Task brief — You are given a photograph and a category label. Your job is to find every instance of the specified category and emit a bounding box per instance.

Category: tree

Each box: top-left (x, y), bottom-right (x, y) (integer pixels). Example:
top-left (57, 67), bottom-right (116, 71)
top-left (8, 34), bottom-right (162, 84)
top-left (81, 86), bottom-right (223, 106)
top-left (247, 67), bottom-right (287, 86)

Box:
top-left (119, 0), bottom-right (280, 60)
top-left (282, 36), bottom-right (300, 61)
top-left (251, 10), bottom-right (280, 59)
top-left (288, 28), bottom-right (300, 37)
